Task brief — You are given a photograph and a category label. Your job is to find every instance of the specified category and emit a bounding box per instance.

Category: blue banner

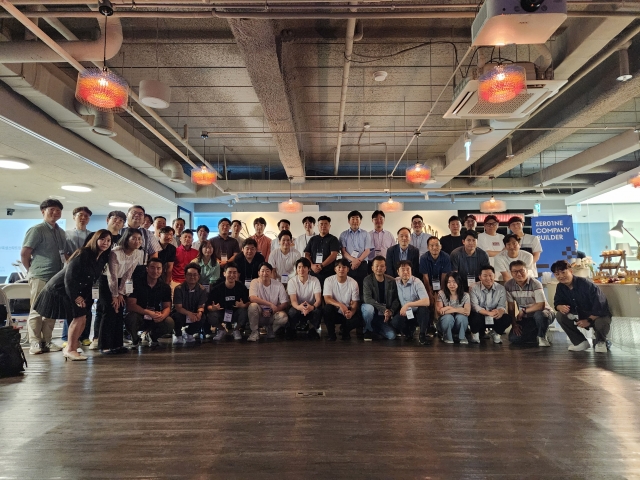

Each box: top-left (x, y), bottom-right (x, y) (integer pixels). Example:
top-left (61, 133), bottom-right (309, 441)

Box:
top-left (532, 215), bottom-right (575, 273)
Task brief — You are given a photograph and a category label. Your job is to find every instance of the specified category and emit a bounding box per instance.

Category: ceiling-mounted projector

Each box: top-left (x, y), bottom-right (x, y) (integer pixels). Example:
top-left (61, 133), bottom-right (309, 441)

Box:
top-left (472, 0), bottom-right (567, 46)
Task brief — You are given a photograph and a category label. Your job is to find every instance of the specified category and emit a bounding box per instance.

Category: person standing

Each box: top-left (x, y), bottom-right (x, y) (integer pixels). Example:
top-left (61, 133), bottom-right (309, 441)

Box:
top-left (469, 265), bottom-right (512, 344)
top-left (192, 225), bottom-right (210, 250)
top-left (212, 218), bottom-right (241, 268)
top-left (286, 258), bottom-right (322, 340)
top-left (385, 227), bottom-right (420, 278)
top-left (419, 236), bottom-right (452, 295)
top-left (395, 260), bottom-right (432, 345)
top-left (322, 258), bottom-right (363, 341)
top-left (251, 217), bottom-right (271, 260)
top-left (152, 216), bottom-right (167, 241)
top-left (439, 216), bottom-right (464, 255)
top-left (339, 210), bottom-right (373, 289)
top-left (230, 219), bottom-right (245, 248)
top-left (157, 226), bottom-right (176, 284)
top-left (104, 210), bottom-right (125, 245)
top-left (461, 214), bottom-right (478, 236)
top-left (304, 215), bottom-right (341, 288)
top-left (121, 205), bottom-right (161, 282)
top-left (20, 198), bottom-right (67, 355)
top-left (171, 229), bottom-right (198, 290)
top-left (493, 234), bottom-right (536, 282)
top-left (270, 219), bottom-right (291, 254)
top-left (476, 214), bottom-right (504, 267)
top-left (34, 230), bottom-right (112, 361)
top-left (172, 263), bottom-right (208, 344)
top-left (206, 262), bottom-right (250, 341)
top-left (142, 214), bottom-right (153, 230)
top-left (269, 230), bottom-right (301, 284)
top-left (247, 262), bottom-right (289, 342)
top-left (574, 239), bottom-right (586, 259)
top-left (507, 216), bottom-right (542, 263)
top-left (295, 216), bottom-right (317, 254)
top-left (410, 215), bottom-right (431, 256)
top-left (435, 272), bottom-right (470, 344)
top-left (368, 210), bottom-right (396, 262)
top-left (170, 218), bottom-right (186, 247)
top-left (450, 231), bottom-right (490, 289)
top-left (361, 256), bottom-right (400, 341)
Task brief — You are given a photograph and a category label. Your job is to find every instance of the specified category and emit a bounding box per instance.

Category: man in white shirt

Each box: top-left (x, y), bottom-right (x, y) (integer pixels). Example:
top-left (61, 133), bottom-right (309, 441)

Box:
top-left (192, 225), bottom-right (210, 250)
top-left (322, 258), bottom-right (363, 341)
top-left (494, 234), bottom-right (537, 282)
top-left (270, 219), bottom-right (291, 254)
top-left (410, 214), bottom-right (431, 256)
top-left (476, 214), bottom-right (504, 267)
top-left (247, 262), bottom-right (289, 342)
top-left (368, 210), bottom-right (396, 266)
top-left (295, 216), bottom-right (316, 254)
top-left (269, 230), bottom-right (301, 284)
top-left (287, 257), bottom-right (322, 339)
top-left (152, 216), bottom-right (167, 240)
top-left (65, 206), bottom-right (93, 256)
top-left (230, 219), bottom-right (244, 247)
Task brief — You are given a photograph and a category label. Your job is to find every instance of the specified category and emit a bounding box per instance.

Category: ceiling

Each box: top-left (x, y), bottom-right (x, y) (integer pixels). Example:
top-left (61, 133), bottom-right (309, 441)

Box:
top-left (1, 1), bottom-right (640, 213)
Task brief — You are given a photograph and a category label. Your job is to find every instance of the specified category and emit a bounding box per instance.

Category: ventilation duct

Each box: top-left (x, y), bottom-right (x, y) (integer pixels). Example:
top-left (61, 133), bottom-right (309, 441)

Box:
top-left (161, 158), bottom-right (187, 184)
top-left (75, 101), bottom-right (116, 137)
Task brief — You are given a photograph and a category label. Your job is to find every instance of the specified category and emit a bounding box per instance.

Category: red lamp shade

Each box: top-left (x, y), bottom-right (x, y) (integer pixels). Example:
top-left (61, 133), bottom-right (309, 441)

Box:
top-left (379, 197), bottom-right (404, 212)
top-left (191, 166), bottom-right (217, 185)
top-left (480, 196), bottom-right (507, 213)
top-left (75, 68), bottom-right (129, 112)
top-left (478, 64), bottom-right (526, 104)
top-left (278, 198), bottom-right (303, 213)
top-left (406, 163), bottom-right (432, 184)
top-left (629, 174), bottom-right (640, 188)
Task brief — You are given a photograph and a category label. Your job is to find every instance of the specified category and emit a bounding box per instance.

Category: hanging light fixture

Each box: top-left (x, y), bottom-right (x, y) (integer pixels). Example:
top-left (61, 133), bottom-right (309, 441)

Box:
top-left (191, 134), bottom-right (217, 185)
top-left (629, 172), bottom-right (640, 188)
top-left (75, 14), bottom-right (129, 112)
top-left (379, 175), bottom-right (403, 212)
top-left (478, 64), bottom-right (526, 104)
top-left (279, 176), bottom-right (303, 213)
top-left (406, 132), bottom-right (431, 184)
top-left (479, 176), bottom-right (507, 213)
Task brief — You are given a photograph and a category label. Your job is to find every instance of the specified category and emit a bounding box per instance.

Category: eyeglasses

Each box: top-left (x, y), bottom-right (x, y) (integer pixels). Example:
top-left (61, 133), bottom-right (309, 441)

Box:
top-left (484, 222), bottom-right (498, 227)
top-left (511, 269), bottom-right (527, 275)
top-left (185, 272), bottom-right (199, 277)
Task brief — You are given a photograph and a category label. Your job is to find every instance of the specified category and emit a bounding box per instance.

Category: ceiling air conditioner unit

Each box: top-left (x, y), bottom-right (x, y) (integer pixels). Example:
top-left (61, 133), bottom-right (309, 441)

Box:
top-left (443, 63), bottom-right (567, 120)
top-left (472, 0), bottom-right (567, 46)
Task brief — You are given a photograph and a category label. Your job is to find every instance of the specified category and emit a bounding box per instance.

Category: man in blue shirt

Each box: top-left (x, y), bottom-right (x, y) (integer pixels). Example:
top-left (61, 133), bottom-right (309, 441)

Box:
top-left (395, 260), bottom-right (432, 345)
top-left (419, 236), bottom-right (452, 295)
top-left (339, 210), bottom-right (373, 290)
top-left (410, 214), bottom-right (431, 256)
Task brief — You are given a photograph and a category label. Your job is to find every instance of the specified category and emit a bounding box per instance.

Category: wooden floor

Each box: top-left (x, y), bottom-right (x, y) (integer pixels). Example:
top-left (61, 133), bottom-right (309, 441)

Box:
top-left (2, 331), bottom-right (640, 479)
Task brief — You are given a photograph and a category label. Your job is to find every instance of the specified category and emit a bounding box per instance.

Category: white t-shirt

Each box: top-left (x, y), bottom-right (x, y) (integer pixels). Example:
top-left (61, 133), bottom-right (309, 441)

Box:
top-left (477, 232), bottom-right (504, 267)
top-left (249, 278), bottom-right (289, 305)
top-left (323, 275), bottom-right (359, 307)
top-left (295, 233), bottom-right (316, 254)
top-left (287, 275), bottom-right (321, 305)
top-left (494, 249), bottom-right (537, 281)
top-left (268, 248), bottom-right (302, 282)
top-left (519, 233), bottom-right (543, 255)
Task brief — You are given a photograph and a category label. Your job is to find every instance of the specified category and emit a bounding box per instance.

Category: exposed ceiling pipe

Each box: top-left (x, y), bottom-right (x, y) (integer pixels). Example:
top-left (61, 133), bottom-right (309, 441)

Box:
top-left (8, 0), bottom-right (633, 4)
top-left (334, 5), bottom-right (358, 175)
top-left (160, 158), bottom-right (187, 184)
top-left (531, 44), bottom-right (554, 79)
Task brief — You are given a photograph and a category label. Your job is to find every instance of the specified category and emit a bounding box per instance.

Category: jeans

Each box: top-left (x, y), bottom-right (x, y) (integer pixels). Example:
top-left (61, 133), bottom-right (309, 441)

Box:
top-left (207, 308), bottom-right (248, 330)
top-left (469, 311), bottom-right (512, 335)
top-left (247, 303), bottom-right (288, 333)
top-left (124, 312), bottom-right (175, 343)
top-left (438, 313), bottom-right (468, 342)
top-left (361, 304), bottom-right (396, 339)
top-left (508, 310), bottom-right (554, 344)
top-left (556, 311), bottom-right (611, 345)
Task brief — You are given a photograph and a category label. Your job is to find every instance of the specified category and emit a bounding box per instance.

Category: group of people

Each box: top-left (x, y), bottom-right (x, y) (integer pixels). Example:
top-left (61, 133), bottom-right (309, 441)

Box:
top-left (17, 199), bottom-right (612, 362)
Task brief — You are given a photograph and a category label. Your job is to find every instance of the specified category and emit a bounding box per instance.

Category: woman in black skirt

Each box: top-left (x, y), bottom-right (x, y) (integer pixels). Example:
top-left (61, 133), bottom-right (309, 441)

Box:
top-left (34, 230), bottom-right (112, 361)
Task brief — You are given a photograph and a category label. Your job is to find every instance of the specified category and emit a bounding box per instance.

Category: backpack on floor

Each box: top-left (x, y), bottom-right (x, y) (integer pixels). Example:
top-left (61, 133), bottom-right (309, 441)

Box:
top-left (0, 326), bottom-right (27, 377)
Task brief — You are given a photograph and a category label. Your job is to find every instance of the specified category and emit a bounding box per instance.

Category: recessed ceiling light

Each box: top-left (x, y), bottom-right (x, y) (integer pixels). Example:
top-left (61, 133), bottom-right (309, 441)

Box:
top-left (373, 71), bottom-right (388, 82)
top-left (0, 159), bottom-right (30, 169)
top-left (109, 201), bottom-right (133, 208)
top-left (61, 184), bottom-right (92, 192)
top-left (14, 201), bottom-right (40, 208)
top-left (49, 195), bottom-right (66, 200)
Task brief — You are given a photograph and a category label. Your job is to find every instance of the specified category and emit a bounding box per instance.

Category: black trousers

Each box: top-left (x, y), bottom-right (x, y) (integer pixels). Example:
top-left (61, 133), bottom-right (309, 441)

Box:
top-left (323, 304), bottom-right (363, 337)
top-left (98, 277), bottom-right (125, 351)
top-left (173, 312), bottom-right (202, 336)
top-left (287, 306), bottom-right (322, 331)
top-left (392, 306), bottom-right (430, 335)
top-left (124, 312), bottom-right (175, 342)
top-left (469, 311), bottom-right (512, 335)
top-left (207, 308), bottom-right (248, 330)
top-left (347, 261), bottom-right (369, 298)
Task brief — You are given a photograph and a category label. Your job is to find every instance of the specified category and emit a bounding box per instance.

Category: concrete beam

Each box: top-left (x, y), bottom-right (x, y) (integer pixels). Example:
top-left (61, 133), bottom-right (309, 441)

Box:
top-left (227, 18), bottom-right (305, 183)
top-left (564, 165), bottom-right (640, 205)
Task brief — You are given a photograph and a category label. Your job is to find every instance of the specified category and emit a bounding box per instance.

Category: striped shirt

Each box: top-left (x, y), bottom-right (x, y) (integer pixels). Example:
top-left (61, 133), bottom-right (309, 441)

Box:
top-left (504, 277), bottom-right (551, 316)
top-left (410, 232), bottom-right (431, 256)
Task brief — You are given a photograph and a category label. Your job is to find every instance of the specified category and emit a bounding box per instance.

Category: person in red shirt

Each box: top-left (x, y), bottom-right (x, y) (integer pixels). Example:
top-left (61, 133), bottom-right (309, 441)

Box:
top-left (252, 217), bottom-right (271, 261)
top-left (171, 229), bottom-right (198, 291)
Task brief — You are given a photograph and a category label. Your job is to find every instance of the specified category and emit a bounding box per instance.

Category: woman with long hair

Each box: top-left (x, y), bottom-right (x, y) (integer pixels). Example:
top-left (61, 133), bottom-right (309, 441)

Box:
top-left (34, 230), bottom-right (112, 361)
top-left (99, 228), bottom-right (143, 353)
top-left (196, 240), bottom-right (220, 287)
top-left (436, 272), bottom-right (471, 344)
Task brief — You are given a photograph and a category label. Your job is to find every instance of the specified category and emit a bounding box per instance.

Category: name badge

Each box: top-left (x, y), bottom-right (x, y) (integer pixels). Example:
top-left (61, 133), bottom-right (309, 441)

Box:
top-left (281, 273), bottom-right (289, 283)
top-left (59, 249), bottom-right (66, 265)
top-left (125, 279), bottom-right (133, 295)
top-left (315, 253), bottom-right (323, 264)
top-left (375, 249), bottom-right (381, 256)
top-left (91, 287), bottom-right (99, 299)
top-left (224, 309), bottom-right (233, 323)
top-left (467, 276), bottom-right (476, 288)
top-left (432, 281), bottom-right (441, 291)
top-left (245, 280), bottom-right (251, 289)
top-left (406, 308), bottom-right (414, 319)
top-left (186, 316), bottom-right (194, 324)
top-left (485, 315), bottom-right (494, 325)
top-left (202, 284), bottom-right (210, 293)
top-left (351, 250), bottom-right (359, 258)
top-left (143, 314), bottom-right (152, 320)
top-left (221, 253), bottom-right (228, 262)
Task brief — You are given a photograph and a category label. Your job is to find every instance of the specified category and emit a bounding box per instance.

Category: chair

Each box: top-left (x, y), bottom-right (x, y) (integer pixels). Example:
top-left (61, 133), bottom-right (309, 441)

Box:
top-left (0, 283), bottom-right (32, 344)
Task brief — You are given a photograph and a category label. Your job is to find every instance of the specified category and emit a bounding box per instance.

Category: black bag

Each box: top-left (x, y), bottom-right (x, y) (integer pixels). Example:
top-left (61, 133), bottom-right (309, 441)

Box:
top-left (0, 326), bottom-right (27, 377)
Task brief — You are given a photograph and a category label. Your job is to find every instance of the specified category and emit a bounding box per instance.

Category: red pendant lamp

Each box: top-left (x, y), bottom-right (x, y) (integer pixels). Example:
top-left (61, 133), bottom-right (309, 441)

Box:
top-left (478, 64), bottom-right (526, 104)
top-left (191, 134), bottom-right (217, 185)
top-left (629, 173), bottom-right (640, 188)
top-left (279, 177), bottom-right (302, 213)
top-left (406, 133), bottom-right (431, 184)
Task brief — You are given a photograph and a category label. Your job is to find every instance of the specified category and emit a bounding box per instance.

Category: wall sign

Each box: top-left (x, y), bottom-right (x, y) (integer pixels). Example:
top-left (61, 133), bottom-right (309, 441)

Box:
top-left (532, 215), bottom-right (576, 273)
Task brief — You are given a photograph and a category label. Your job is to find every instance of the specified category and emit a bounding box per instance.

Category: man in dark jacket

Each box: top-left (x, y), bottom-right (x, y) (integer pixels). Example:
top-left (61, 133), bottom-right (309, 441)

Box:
top-left (362, 256), bottom-right (401, 341)
top-left (385, 227), bottom-right (420, 278)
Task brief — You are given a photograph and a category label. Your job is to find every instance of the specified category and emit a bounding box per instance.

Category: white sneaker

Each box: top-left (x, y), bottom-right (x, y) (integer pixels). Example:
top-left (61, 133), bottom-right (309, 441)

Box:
top-left (538, 336), bottom-right (551, 347)
top-left (490, 331), bottom-right (502, 344)
top-left (443, 338), bottom-right (454, 344)
top-left (213, 329), bottom-right (226, 341)
top-left (459, 338), bottom-right (469, 345)
top-left (173, 334), bottom-right (185, 345)
top-left (247, 331), bottom-right (260, 342)
top-left (568, 340), bottom-right (590, 351)
top-left (88, 339), bottom-right (99, 350)
top-left (29, 342), bottom-right (43, 355)
top-left (594, 342), bottom-right (608, 353)
top-left (44, 342), bottom-right (63, 352)
top-left (233, 330), bottom-right (242, 341)
top-left (266, 326), bottom-right (275, 339)
top-left (184, 333), bottom-right (195, 343)
top-left (470, 332), bottom-right (480, 344)
top-left (140, 332), bottom-right (151, 346)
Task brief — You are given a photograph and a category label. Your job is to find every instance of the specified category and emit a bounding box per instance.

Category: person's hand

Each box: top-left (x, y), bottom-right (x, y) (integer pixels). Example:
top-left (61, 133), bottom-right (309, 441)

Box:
top-left (339, 304), bottom-right (350, 316)
top-left (112, 295), bottom-right (124, 313)
top-left (557, 304), bottom-right (570, 315)
top-left (400, 305), bottom-right (409, 316)
top-left (576, 319), bottom-right (591, 328)
top-left (351, 259), bottom-right (361, 270)
top-left (493, 309), bottom-right (504, 319)
top-left (511, 322), bottom-right (522, 336)
top-left (441, 306), bottom-right (451, 315)
top-left (517, 309), bottom-right (524, 321)
top-left (384, 309), bottom-right (392, 323)
top-left (344, 308), bottom-right (353, 319)
top-left (311, 264), bottom-right (322, 273)
top-left (235, 300), bottom-right (247, 308)
top-left (210, 303), bottom-right (222, 311)
top-left (219, 259), bottom-right (228, 267)
top-left (74, 296), bottom-right (86, 308)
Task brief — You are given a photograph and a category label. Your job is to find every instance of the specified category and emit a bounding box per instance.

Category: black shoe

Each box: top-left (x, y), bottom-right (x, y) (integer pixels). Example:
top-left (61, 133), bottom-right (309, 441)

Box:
top-left (364, 331), bottom-right (373, 342)
top-left (355, 327), bottom-right (364, 338)
top-left (405, 332), bottom-right (414, 341)
top-left (307, 329), bottom-right (320, 340)
top-left (328, 333), bottom-right (337, 341)
top-left (285, 329), bottom-right (297, 340)
top-left (341, 332), bottom-right (351, 341)
top-left (419, 334), bottom-right (431, 345)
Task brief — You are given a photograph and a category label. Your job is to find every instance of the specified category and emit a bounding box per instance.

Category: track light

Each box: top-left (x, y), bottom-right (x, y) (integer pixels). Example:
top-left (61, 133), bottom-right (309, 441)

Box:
top-left (617, 44), bottom-right (632, 82)
top-left (451, 194), bottom-right (455, 204)
top-left (464, 133), bottom-right (471, 162)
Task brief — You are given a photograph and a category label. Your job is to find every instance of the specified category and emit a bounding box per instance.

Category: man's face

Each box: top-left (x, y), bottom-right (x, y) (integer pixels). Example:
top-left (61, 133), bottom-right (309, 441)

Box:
top-left (219, 221), bottom-right (231, 236)
top-left (142, 217), bottom-right (152, 229)
top-left (349, 216), bottom-right (361, 230)
top-left (510, 264), bottom-right (528, 284)
top-left (147, 262), bottom-right (163, 280)
top-left (398, 230), bottom-right (410, 248)
top-left (42, 206), bottom-right (62, 224)
top-left (483, 219), bottom-right (498, 235)
top-left (505, 238), bottom-right (520, 256)
top-left (412, 217), bottom-right (423, 234)
top-left (480, 269), bottom-right (495, 288)
top-left (107, 215), bottom-right (124, 233)
top-left (127, 208), bottom-right (144, 228)
top-left (296, 263), bottom-right (309, 277)
top-left (463, 236), bottom-right (477, 252)
top-left (197, 228), bottom-right (208, 242)
top-left (153, 218), bottom-right (166, 232)
top-left (181, 232), bottom-right (193, 248)
top-left (173, 220), bottom-right (185, 235)
top-left (243, 244), bottom-right (257, 261)
top-left (509, 221), bottom-right (523, 235)
top-left (74, 211), bottom-right (90, 229)
top-left (372, 259), bottom-right (386, 276)
top-left (254, 222), bottom-right (265, 236)
top-left (335, 263), bottom-right (349, 278)
top-left (318, 220), bottom-right (330, 235)
top-left (231, 222), bottom-right (242, 235)
top-left (372, 214), bottom-right (384, 231)
top-left (553, 267), bottom-right (573, 285)
top-left (398, 264), bottom-right (412, 281)
top-left (449, 220), bottom-right (461, 235)
top-left (428, 239), bottom-right (441, 257)
top-left (278, 222), bottom-right (290, 232)
top-left (279, 235), bottom-right (292, 250)
top-left (159, 231), bottom-right (174, 245)
top-left (224, 267), bottom-right (239, 283)
top-left (303, 219), bottom-right (315, 232)
top-left (465, 218), bottom-right (477, 231)
top-left (185, 268), bottom-right (200, 284)
top-left (258, 266), bottom-right (272, 281)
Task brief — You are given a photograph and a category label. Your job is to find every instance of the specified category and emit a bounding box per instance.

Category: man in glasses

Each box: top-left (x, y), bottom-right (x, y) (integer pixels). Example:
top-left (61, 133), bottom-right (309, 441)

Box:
top-left (505, 260), bottom-right (554, 347)
top-left (477, 214), bottom-right (504, 267)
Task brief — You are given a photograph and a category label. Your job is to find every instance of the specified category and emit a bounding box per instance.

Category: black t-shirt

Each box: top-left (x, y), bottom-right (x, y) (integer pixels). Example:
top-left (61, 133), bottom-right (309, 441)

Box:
top-left (207, 281), bottom-right (249, 310)
top-left (304, 233), bottom-right (341, 276)
top-left (158, 243), bottom-right (177, 264)
top-left (234, 252), bottom-right (265, 283)
top-left (440, 235), bottom-right (464, 255)
top-left (129, 278), bottom-right (171, 312)
top-left (377, 280), bottom-right (386, 304)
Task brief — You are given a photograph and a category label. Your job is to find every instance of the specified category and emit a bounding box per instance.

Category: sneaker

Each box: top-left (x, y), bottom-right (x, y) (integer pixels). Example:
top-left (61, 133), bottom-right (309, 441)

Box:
top-left (490, 331), bottom-right (502, 344)
top-left (470, 332), bottom-right (480, 344)
top-left (568, 340), bottom-right (590, 351)
top-left (327, 332), bottom-right (337, 341)
top-left (538, 336), bottom-right (551, 347)
top-left (459, 338), bottom-right (469, 345)
top-left (341, 332), bottom-right (351, 341)
top-left (213, 329), bottom-right (226, 341)
top-left (364, 331), bottom-right (373, 342)
top-left (419, 333), bottom-right (428, 345)
top-left (203, 334), bottom-right (213, 342)
top-left (443, 338), bottom-right (454, 344)
top-left (594, 342), bottom-right (608, 353)
top-left (172, 334), bottom-right (185, 345)
top-left (266, 326), bottom-right (275, 339)
top-left (81, 339), bottom-right (91, 346)
top-left (247, 331), bottom-right (260, 342)
top-left (606, 339), bottom-right (612, 350)
top-left (62, 341), bottom-right (68, 348)
top-left (184, 333), bottom-right (195, 343)
top-left (233, 330), bottom-right (243, 341)
top-left (44, 342), bottom-right (63, 352)
top-left (149, 340), bottom-right (159, 347)
top-left (88, 339), bottom-right (99, 350)
top-left (405, 331), bottom-right (414, 341)
top-left (29, 341), bottom-right (43, 355)
top-left (307, 328), bottom-right (320, 340)
top-left (140, 332), bottom-right (151, 346)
